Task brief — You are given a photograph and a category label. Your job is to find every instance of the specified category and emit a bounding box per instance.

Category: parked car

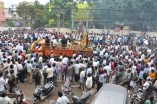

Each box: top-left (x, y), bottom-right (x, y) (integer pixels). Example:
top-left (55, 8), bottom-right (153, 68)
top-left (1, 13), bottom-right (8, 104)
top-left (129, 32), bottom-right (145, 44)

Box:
top-left (91, 84), bottom-right (130, 104)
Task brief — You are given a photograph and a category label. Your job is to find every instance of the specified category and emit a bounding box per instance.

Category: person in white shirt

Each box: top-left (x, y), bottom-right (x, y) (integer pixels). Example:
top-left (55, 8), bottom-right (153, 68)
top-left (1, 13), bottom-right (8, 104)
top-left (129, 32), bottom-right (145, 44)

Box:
top-left (62, 56), bottom-right (69, 65)
top-left (74, 61), bottom-right (81, 82)
top-left (93, 59), bottom-right (99, 68)
top-left (0, 92), bottom-right (13, 104)
top-left (103, 63), bottom-right (112, 77)
top-left (56, 91), bottom-right (69, 104)
top-left (59, 54), bottom-right (63, 60)
top-left (86, 73), bottom-right (93, 91)
top-left (46, 64), bottom-right (53, 83)
top-left (99, 50), bottom-right (104, 58)
top-left (50, 56), bottom-right (55, 65)
top-left (25, 54), bottom-right (31, 61)
top-left (0, 71), bottom-right (7, 93)
top-left (12, 62), bottom-right (18, 83)
top-left (72, 52), bottom-right (76, 58)
top-left (131, 64), bottom-right (137, 73)
top-left (86, 65), bottom-right (92, 76)
top-left (79, 68), bottom-right (85, 90)
top-left (17, 53), bottom-right (22, 61)
top-left (38, 56), bottom-right (43, 63)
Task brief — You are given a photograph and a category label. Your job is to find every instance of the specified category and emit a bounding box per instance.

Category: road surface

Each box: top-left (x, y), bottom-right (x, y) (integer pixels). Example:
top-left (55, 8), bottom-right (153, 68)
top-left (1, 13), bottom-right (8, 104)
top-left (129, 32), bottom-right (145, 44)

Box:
top-left (17, 81), bottom-right (95, 104)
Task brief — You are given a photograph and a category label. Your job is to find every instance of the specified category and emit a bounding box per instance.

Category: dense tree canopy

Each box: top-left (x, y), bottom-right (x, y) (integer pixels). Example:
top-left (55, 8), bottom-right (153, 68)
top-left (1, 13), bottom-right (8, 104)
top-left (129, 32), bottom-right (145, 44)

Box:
top-left (16, 0), bottom-right (157, 31)
top-left (90, 0), bottom-right (157, 30)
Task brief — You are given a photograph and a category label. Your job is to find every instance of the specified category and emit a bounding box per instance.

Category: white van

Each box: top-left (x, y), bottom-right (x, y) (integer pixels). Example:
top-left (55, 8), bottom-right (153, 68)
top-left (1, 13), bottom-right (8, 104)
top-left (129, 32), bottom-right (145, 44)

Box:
top-left (91, 83), bottom-right (130, 104)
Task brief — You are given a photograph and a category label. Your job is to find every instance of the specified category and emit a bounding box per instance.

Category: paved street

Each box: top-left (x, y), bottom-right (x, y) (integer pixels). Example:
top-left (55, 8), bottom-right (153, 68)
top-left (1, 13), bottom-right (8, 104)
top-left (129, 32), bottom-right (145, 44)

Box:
top-left (17, 81), bottom-right (95, 104)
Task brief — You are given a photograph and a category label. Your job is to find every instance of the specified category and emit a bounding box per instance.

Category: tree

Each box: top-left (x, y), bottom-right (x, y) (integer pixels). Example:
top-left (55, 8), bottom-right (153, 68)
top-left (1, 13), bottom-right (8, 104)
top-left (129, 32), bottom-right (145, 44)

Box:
top-left (32, 1), bottom-right (46, 28)
top-left (86, 0), bottom-right (157, 30)
top-left (16, 1), bottom-right (35, 27)
top-left (16, 1), bottom-right (49, 28)
top-left (47, 0), bottom-right (77, 28)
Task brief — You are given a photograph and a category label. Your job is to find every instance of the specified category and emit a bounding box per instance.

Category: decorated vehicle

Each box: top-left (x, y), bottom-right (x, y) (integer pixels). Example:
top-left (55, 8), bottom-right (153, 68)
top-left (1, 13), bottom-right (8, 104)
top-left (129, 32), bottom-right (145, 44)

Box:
top-left (30, 32), bottom-right (92, 57)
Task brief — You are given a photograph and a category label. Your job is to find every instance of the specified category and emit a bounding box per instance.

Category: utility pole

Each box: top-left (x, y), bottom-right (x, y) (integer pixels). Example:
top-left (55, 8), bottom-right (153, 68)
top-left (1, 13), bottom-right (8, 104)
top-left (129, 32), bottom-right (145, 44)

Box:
top-left (71, 0), bottom-right (74, 29)
top-left (57, 8), bottom-right (61, 33)
top-left (11, 5), bottom-right (15, 25)
top-left (71, 8), bottom-right (74, 29)
top-left (86, 8), bottom-right (89, 33)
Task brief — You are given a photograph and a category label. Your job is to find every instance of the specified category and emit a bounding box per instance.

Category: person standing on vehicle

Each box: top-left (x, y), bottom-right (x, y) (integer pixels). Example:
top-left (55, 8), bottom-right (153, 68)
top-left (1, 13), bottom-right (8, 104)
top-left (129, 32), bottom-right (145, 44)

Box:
top-left (56, 91), bottom-right (70, 104)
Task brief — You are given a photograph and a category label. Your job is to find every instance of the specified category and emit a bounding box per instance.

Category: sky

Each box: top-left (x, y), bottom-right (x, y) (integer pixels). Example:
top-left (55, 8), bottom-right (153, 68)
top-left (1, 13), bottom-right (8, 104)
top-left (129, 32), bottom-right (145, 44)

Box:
top-left (1, 0), bottom-right (49, 8)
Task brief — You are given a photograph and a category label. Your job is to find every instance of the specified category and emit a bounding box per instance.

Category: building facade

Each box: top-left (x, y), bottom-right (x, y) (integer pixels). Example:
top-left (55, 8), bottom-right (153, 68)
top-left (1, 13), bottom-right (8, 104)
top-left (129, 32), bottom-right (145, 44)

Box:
top-left (0, 1), bottom-right (6, 26)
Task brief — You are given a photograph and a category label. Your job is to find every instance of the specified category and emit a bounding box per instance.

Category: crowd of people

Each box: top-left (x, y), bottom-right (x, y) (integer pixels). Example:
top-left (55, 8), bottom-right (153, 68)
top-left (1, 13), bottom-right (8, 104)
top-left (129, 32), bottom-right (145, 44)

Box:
top-left (0, 29), bottom-right (157, 104)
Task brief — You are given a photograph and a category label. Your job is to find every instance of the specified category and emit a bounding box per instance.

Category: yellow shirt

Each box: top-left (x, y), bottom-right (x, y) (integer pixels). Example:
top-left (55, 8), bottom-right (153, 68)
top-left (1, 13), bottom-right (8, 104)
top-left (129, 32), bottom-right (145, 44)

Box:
top-left (148, 72), bottom-right (156, 81)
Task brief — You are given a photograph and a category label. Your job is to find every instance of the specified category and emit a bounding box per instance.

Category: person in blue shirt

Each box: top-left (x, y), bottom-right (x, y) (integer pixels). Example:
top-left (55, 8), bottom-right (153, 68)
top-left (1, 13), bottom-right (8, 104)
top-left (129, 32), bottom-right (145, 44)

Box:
top-left (32, 32), bottom-right (36, 41)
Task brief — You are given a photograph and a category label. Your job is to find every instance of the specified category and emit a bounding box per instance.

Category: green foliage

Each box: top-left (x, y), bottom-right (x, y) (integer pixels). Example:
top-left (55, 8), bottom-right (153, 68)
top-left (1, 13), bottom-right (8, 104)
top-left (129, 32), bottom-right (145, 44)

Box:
top-left (16, 0), bottom-right (77, 28)
top-left (16, 1), bottom-right (35, 19)
top-left (84, 0), bottom-right (157, 30)
top-left (6, 20), bottom-right (14, 27)
top-left (50, 0), bottom-right (77, 27)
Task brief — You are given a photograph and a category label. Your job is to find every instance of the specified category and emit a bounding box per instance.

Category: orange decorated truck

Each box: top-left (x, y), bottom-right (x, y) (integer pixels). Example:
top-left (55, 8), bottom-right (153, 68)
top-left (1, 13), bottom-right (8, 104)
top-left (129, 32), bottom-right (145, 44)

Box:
top-left (30, 33), bottom-right (92, 57)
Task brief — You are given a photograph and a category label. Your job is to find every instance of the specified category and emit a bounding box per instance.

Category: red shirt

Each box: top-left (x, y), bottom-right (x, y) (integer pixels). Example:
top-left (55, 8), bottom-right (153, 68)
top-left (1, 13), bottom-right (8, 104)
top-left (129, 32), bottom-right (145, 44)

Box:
top-left (20, 53), bottom-right (25, 61)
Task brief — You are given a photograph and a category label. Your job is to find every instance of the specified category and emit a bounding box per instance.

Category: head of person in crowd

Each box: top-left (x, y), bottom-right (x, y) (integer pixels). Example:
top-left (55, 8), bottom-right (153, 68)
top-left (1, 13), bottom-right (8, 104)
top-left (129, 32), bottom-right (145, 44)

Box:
top-left (0, 71), bottom-right (3, 77)
top-left (58, 91), bottom-right (63, 97)
top-left (27, 61), bottom-right (30, 64)
top-left (127, 69), bottom-right (131, 74)
top-left (47, 63), bottom-right (51, 68)
top-left (0, 92), bottom-right (7, 97)
top-left (76, 60), bottom-right (79, 64)
top-left (53, 63), bottom-right (56, 67)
